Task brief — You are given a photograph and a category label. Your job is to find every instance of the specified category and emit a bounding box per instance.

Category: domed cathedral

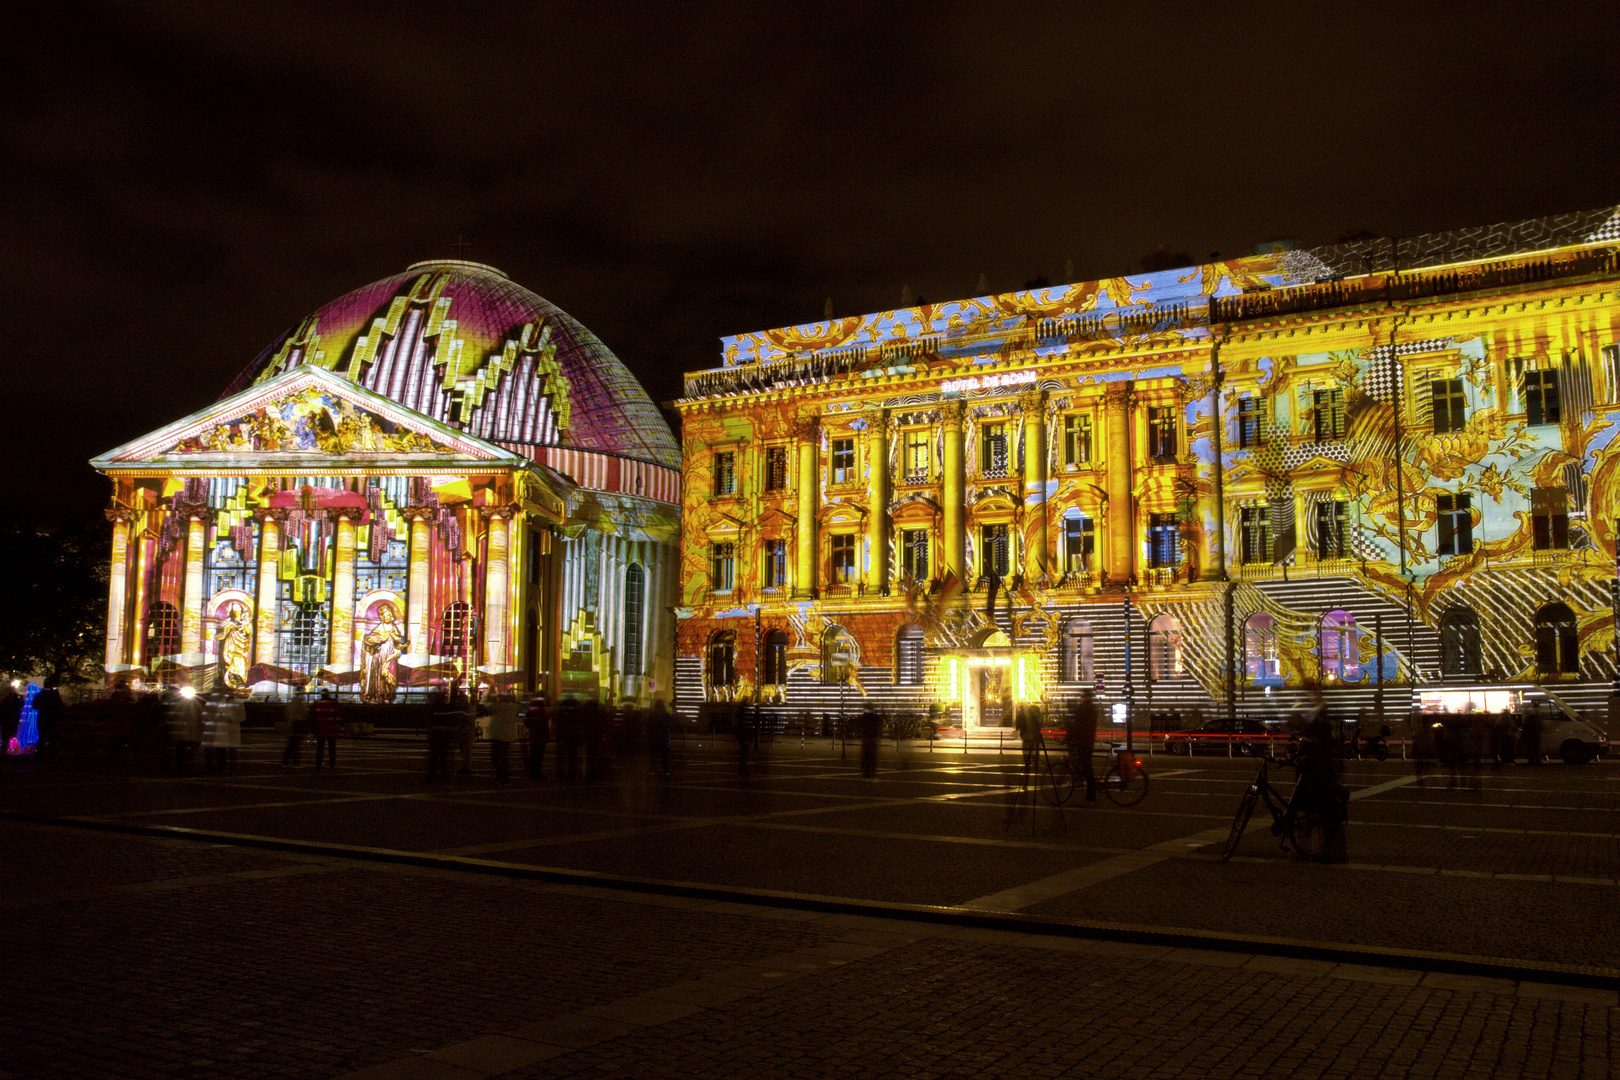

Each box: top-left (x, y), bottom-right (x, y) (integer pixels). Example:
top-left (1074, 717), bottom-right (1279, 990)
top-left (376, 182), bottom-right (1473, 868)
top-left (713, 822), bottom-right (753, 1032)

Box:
top-left (94, 260), bottom-right (680, 705)
top-left (674, 207), bottom-right (1620, 736)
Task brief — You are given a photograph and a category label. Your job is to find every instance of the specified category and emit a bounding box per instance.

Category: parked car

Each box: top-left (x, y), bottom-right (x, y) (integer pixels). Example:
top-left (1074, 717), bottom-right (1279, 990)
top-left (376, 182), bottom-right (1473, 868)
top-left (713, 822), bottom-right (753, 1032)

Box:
top-left (1162, 718), bottom-right (1280, 756)
top-left (1532, 712), bottom-right (1610, 764)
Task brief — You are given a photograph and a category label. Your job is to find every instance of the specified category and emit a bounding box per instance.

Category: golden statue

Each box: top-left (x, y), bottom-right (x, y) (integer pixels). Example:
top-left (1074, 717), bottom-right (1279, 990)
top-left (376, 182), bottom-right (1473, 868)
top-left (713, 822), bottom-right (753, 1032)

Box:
top-left (361, 603), bottom-right (406, 704)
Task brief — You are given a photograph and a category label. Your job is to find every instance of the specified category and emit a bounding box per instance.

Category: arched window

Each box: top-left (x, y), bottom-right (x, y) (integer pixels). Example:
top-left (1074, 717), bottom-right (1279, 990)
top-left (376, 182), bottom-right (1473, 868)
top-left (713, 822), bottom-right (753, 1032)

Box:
top-left (1321, 609), bottom-right (1359, 680)
top-left (622, 564), bottom-right (645, 677)
top-left (441, 602), bottom-right (472, 661)
top-left (894, 624), bottom-right (924, 686)
top-left (1439, 607), bottom-right (1482, 676)
top-left (1534, 603), bottom-right (1579, 676)
top-left (822, 625), bottom-right (857, 686)
top-left (1244, 612), bottom-right (1279, 680)
top-left (1148, 614), bottom-right (1182, 680)
top-left (707, 630), bottom-right (737, 690)
top-left (1062, 619), bottom-right (1094, 683)
top-left (144, 602), bottom-right (181, 660)
top-left (763, 629), bottom-right (789, 686)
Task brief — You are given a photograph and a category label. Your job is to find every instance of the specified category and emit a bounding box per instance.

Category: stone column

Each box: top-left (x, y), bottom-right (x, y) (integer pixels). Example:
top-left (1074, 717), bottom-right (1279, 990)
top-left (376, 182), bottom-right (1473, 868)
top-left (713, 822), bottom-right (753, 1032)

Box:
top-left (104, 510), bottom-right (133, 671)
top-left (1020, 390), bottom-right (1047, 580)
top-left (180, 513), bottom-right (207, 654)
top-left (866, 409), bottom-right (889, 592)
top-left (1104, 382), bottom-right (1135, 582)
top-left (942, 399), bottom-right (966, 578)
top-left (329, 514), bottom-right (357, 668)
top-left (484, 510), bottom-right (510, 668)
top-left (794, 414), bottom-right (819, 599)
top-left (407, 511), bottom-right (431, 656)
top-left (130, 525), bottom-right (150, 669)
top-left (254, 511), bottom-right (283, 667)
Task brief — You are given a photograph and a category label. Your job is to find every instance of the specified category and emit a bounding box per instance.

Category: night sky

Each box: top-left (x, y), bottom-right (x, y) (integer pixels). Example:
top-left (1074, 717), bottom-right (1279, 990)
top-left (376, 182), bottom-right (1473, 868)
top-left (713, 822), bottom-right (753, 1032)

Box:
top-left (7, 2), bottom-right (1616, 529)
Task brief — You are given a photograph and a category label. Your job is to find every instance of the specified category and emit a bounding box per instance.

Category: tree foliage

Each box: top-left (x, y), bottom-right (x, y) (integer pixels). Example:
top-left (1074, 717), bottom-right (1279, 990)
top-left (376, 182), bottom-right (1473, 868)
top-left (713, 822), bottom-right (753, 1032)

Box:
top-left (0, 511), bottom-right (107, 685)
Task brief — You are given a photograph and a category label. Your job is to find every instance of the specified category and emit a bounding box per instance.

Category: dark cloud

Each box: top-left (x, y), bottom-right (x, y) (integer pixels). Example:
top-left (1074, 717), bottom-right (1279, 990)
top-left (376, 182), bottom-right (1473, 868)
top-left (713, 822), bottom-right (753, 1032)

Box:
top-left (4, 1), bottom-right (1615, 524)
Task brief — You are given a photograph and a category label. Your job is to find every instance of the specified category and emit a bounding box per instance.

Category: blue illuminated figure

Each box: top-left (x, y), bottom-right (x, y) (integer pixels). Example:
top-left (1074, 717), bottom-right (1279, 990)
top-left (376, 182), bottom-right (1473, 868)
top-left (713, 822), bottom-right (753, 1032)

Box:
top-left (12, 683), bottom-right (39, 753)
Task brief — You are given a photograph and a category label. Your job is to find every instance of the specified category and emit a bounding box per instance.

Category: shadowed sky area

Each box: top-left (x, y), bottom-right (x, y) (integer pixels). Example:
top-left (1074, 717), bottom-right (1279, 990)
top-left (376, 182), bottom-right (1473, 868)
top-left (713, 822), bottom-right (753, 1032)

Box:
top-left (6, 1), bottom-right (1616, 526)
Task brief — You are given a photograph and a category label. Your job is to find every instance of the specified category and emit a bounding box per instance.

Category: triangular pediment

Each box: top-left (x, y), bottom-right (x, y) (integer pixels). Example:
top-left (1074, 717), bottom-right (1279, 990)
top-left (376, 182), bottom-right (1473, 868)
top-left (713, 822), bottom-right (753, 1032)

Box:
top-left (92, 365), bottom-right (524, 470)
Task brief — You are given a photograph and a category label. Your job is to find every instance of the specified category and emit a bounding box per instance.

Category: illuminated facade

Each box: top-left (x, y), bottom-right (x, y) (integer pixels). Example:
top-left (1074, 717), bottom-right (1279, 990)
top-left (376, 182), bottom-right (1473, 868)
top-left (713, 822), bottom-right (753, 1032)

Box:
top-left (674, 208), bottom-right (1620, 729)
top-left (95, 261), bottom-right (680, 703)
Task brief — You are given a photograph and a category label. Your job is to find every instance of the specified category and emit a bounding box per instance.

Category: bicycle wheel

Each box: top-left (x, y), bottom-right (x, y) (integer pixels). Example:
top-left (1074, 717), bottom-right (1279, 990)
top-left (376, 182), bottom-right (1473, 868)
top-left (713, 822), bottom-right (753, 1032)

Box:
top-left (1103, 758), bottom-right (1149, 807)
top-left (1221, 788), bottom-right (1260, 862)
top-left (1044, 757), bottom-right (1075, 806)
top-left (1288, 811), bottom-right (1328, 859)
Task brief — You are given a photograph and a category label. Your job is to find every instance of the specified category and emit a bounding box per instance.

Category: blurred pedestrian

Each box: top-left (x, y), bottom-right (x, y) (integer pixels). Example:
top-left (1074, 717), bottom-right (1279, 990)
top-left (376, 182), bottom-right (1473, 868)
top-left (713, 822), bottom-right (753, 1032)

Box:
top-left (1065, 693), bottom-right (1099, 803)
top-left (282, 688), bottom-right (308, 768)
top-left (0, 682), bottom-right (20, 763)
top-left (524, 695), bottom-right (550, 780)
top-left (1521, 709), bottom-right (1544, 765)
top-left (426, 690), bottom-right (460, 782)
top-left (1016, 702), bottom-right (1043, 776)
top-left (203, 691), bottom-right (242, 775)
top-left (311, 689), bottom-right (341, 769)
top-left (858, 707), bottom-right (881, 781)
top-left (33, 678), bottom-right (65, 761)
top-left (1290, 705), bottom-right (1348, 862)
top-left (556, 698), bottom-right (582, 781)
top-left (485, 691), bottom-right (521, 785)
top-left (167, 688), bottom-right (202, 777)
top-left (456, 683), bottom-right (477, 775)
top-left (583, 699), bottom-right (609, 781)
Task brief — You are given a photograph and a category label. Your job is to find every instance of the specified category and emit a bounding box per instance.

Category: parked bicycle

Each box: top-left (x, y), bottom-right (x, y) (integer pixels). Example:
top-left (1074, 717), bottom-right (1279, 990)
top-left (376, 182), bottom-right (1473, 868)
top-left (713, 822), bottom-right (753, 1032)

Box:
top-left (1045, 744), bottom-right (1148, 807)
top-left (1220, 752), bottom-right (1325, 861)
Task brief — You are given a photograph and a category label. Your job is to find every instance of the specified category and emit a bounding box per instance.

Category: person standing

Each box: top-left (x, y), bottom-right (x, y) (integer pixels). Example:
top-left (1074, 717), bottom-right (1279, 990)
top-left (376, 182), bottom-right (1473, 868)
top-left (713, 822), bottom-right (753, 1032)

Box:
top-left (33, 678), bottom-right (65, 761)
top-left (485, 692), bottom-right (520, 785)
top-left (1065, 693), bottom-right (1099, 803)
top-left (456, 685), bottom-right (478, 776)
top-left (858, 707), bottom-right (881, 782)
top-left (1015, 702), bottom-right (1044, 778)
top-left (311, 689), bottom-right (341, 769)
top-left (426, 691), bottom-right (460, 782)
top-left (524, 695), bottom-right (551, 780)
top-left (203, 692), bottom-right (243, 775)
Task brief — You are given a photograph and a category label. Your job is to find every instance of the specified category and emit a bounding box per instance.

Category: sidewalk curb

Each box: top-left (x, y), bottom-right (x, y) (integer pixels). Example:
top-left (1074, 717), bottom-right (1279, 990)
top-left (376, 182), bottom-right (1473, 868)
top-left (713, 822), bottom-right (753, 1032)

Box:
top-left (9, 809), bottom-right (1616, 992)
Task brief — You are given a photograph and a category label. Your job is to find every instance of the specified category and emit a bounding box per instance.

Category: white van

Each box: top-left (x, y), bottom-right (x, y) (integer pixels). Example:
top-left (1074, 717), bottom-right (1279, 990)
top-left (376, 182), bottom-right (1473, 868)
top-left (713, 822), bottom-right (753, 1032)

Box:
top-left (1536, 715), bottom-right (1609, 764)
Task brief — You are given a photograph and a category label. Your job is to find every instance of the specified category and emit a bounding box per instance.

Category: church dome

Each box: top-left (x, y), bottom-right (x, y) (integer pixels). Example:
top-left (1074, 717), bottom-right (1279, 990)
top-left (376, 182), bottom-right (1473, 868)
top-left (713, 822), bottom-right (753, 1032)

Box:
top-left (222, 260), bottom-right (679, 471)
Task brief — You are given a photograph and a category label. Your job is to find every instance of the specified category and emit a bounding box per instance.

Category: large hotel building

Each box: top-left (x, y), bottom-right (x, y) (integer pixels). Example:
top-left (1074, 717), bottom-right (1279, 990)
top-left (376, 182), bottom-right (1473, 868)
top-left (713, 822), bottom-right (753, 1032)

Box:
top-left (672, 207), bottom-right (1620, 734)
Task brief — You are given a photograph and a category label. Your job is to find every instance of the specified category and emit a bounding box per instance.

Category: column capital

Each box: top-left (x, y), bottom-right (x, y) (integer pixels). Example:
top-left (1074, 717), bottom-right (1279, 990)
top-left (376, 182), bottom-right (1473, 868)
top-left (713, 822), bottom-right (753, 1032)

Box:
top-left (259, 508), bottom-right (291, 523)
top-left (104, 507), bottom-right (135, 524)
top-left (793, 414), bottom-right (820, 441)
top-left (1017, 389), bottom-right (1046, 413)
top-left (478, 506), bottom-right (515, 522)
top-left (1101, 382), bottom-right (1133, 409)
top-left (941, 398), bottom-right (966, 422)
top-left (403, 506), bottom-right (435, 522)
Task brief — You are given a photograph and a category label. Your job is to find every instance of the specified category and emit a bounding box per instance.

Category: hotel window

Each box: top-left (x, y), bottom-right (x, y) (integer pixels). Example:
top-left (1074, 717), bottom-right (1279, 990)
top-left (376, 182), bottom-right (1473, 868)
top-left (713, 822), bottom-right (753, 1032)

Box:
top-left (710, 541), bottom-right (735, 592)
top-left (981, 422), bottom-right (1009, 477)
top-left (1063, 414), bottom-right (1092, 466)
top-left (1437, 493), bottom-right (1473, 556)
top-left (1321, 609), bottom-right (1359, 680)
top-left (1063, 516), bottom-right (1094, 573)
top-left (1244, 613), bottom-right (1279, 680)
top-left (1148, 613), bottom-right (1183, 680)
top-left (900, 527), bottom-right (929, 581)
top-left (829, 533), bottom-right (856, 585)
top-left (1148, 513), bottom-right (1179, 568)
top-left (764, 446), bottom-right (789, 491)
top-left (1239, 505), bottom-right (1270, 564)
top-left (707, 631), bottom-right (737, 689)
top-left (1431, 378), bottom-right (1466, 434)
top-left (1440, 607), bottom-right (1482, 676)
top-left (1314, 500), bottom-right (1348, 559)
top-left (830, 438), bottom-right (855, 484)
top-left (980, 523), bottom-right (1010, 577)
top-left (763, 539), bottom-right (787, 588)
top-left (895, 624), bottom-right (924, 686)
top-left (1524, 368), bottom-right (1561, 426)
top-left (1062, 619), bottom-right (1094, 683)
top-left (1237, 396), bottom-right (1264, 448)
top-left (762, 629), bottom-right (788, 686)
top-left (1534, 602), bottom-right (1579, 676)
top-left (1313, 388), bottom-right (1346, 441)
top-left (1531, 486), bottom-right (1569, 550)
top-left (1148, 406), bottom-right (1177, 462)
top-left (904, 430), bottom-right (930, 482)
top-left (713, 451), bottom-right (736, 496)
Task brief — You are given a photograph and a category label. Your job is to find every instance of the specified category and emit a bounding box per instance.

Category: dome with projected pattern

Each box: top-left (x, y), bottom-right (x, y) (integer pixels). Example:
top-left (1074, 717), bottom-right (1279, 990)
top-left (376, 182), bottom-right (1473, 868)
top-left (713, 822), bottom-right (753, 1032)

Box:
top-left (222, 259), bottom-right (679, 470)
